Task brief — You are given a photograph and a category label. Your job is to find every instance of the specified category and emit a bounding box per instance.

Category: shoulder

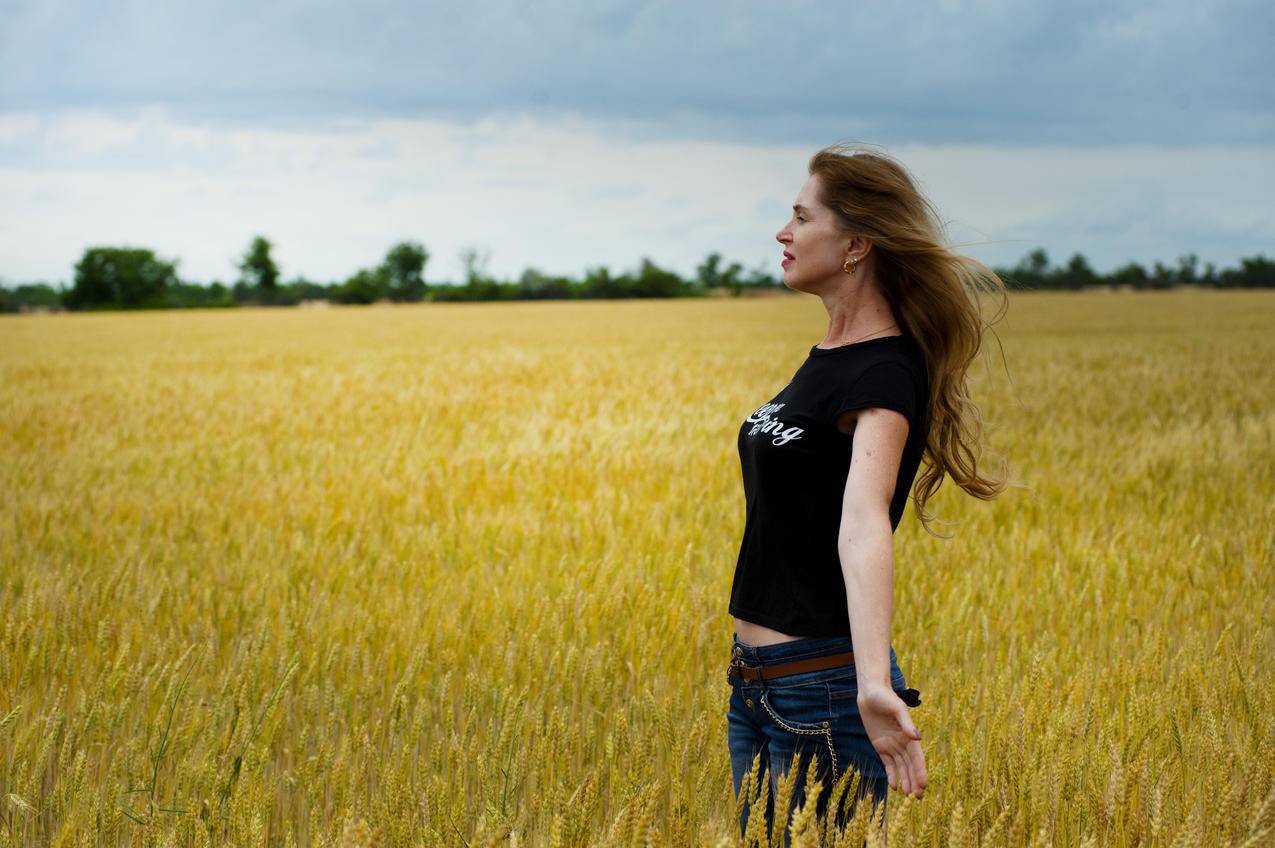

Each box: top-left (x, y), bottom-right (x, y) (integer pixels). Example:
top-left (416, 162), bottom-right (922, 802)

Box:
top-left (883, 335), bottom-right (928, 381)
top-left (835, 355), bottom-right (923, 413)
top-left (832, 344), bottom-right (927, 436)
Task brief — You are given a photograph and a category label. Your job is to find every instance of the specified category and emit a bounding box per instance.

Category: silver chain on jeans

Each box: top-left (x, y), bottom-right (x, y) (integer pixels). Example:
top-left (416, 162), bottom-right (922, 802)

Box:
top-left (759, 689), bottom-right (839, 785)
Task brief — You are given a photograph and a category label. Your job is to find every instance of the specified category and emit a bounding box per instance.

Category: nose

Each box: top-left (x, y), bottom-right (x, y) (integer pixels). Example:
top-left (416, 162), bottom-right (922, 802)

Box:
top-left (776, 227), bottom-right (790, 245)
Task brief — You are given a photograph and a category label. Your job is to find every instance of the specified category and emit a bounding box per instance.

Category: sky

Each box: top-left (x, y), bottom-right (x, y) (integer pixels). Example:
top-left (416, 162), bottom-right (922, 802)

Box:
top-left (2, 0), bottom-right (1272, 287)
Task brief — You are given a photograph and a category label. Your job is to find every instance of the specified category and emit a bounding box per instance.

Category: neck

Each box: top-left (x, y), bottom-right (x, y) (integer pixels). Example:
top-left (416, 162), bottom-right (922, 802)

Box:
top-left (817, 273), bottom-right (899, 346)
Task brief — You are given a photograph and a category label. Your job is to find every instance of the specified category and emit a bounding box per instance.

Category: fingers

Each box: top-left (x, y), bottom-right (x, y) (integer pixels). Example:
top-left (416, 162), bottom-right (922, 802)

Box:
top-left (894, 739), bottom-right (926, 798)
top-left (900, 711), bottom-right (922, 743)
top-left (862, 694), bottom-right (927, 798)
top-left (892, 737), bottom-right (926, 798)
top-left (907, 740), bottom-right (928, 797)
top-left (888, 752), bottom-right (904, 795)
top-left (896, 748), bottom-right (916, 797)
top-left (881, 737), bottom-right (912, 796)
top-left (896, 710), bottom-right (925, 798)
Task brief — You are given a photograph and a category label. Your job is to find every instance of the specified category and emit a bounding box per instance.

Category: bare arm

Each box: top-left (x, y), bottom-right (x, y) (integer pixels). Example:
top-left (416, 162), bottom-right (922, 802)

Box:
top-left (836, 405), bottom-right (927, 798)
top-left (836, 405), bottom-right (907, 689)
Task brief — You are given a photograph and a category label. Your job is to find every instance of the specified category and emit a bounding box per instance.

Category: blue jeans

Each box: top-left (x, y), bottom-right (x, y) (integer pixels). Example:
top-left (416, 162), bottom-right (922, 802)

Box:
top-left (726, 633), bottom-right (916, 843)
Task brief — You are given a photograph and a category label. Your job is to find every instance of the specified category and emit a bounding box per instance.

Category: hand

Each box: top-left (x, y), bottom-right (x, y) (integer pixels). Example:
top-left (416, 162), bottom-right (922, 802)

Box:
top-left (857, 685), bottom-right (927, 799)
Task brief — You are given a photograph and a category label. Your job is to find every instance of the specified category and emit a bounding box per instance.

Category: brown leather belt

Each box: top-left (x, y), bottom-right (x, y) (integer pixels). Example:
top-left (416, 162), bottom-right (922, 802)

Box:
top-left (728, 650), bottom-right (855, 682)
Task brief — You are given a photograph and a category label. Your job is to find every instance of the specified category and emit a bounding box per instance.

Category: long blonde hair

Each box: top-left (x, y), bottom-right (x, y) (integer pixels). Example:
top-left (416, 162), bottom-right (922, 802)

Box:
top-left (808, 142), bottom-right (1013, 537)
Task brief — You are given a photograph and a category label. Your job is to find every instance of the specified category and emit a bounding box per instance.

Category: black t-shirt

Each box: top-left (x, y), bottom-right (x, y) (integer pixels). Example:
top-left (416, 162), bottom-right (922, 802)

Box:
top-left (727, 333), bottom-right (931, 637)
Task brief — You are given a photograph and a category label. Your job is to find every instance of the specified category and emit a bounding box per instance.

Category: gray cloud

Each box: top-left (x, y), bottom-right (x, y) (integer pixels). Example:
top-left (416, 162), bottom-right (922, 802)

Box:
top-left (2, 0), bottom-right (1271, 145)
top-left (3, 2), bottom-right (1271, 287)
top-left (2, 110), bottom-right (1272, 287)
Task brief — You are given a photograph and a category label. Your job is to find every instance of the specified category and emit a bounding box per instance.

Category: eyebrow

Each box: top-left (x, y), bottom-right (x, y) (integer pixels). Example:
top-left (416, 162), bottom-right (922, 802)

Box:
top-left (793, 204), bottom-right (811, 214)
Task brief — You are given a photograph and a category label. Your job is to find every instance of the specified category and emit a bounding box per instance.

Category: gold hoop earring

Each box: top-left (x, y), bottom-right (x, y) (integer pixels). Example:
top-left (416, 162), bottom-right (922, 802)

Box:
top-left (843, 257), bottom-right (857, 275)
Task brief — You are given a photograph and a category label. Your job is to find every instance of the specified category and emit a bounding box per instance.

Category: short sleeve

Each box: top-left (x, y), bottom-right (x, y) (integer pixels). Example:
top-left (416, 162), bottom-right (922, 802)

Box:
top-left (832, 360), bottom-right (918, 423)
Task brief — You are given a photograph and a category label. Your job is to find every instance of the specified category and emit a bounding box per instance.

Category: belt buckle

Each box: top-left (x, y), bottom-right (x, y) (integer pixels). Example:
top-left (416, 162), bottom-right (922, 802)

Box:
top-left (730, 657), bottom-right (762, 682)
top-left (729, 645), bottom-right (747, 680)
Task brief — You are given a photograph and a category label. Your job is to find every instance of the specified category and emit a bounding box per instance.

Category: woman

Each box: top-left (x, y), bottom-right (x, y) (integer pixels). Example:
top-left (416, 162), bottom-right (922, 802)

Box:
top-left (726, 142), bottom-right (1010, 841)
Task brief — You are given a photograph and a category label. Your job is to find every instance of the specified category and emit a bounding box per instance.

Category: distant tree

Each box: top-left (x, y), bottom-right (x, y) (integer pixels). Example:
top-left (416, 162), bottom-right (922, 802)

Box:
top-left (580, 265), bottom-right (623, 299)
top-left (1023, 248), bottom-right (1050, 276)
top-left (1004, 248), bottom-right (1052, 289)
top-left (459, 246), bottom-right (492, 286)
top-left (164, 279), bottom-right (217, 308)
top-left (336, 266), bottom-right (391, 304)
top-left (1056, 253), bottom-right (1098, 290)
top-left (1218, 255), bottom-right (1275, 288)
top-left (381, 241), bottom-right (429, 301)
top-left (696, 251), bottom-right (745, 295)
top-left (633, 257), bottom-right (685, 298)
top-left (1109, 261), bottom-right (1150, 289)
top-left (696, 252), bottom-right (721, 284)
top-left (206, 281), bottom-right (235, 307)
top-left (1244, 255), bottom-right (1275, 286)
top-left (66, 247), bottom-right (178, 310)
top-left (741, 260), bottom-right (780, 290)
top-left (517, 267), bottom-right (573, 300)
top-left (237, 236), bottom-right (280, 292)
top-left (1175, 253), bottom-right (1199, 285)
top-left (1149, 261), bottom-right (1176, 290)
top-left (0, 282), bottom-right (62, 312)
top-left (280, 275), bottom-right (334, 302)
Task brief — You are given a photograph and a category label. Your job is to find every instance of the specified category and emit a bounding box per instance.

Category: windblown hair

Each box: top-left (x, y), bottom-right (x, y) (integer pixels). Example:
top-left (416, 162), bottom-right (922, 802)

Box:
top-left (808, 142), bottom-right (1013, 537)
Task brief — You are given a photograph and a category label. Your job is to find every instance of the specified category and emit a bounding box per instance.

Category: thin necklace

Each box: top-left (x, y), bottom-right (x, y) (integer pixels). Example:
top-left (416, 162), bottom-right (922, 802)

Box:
top-left (827, 323), bottom-right (898, 347)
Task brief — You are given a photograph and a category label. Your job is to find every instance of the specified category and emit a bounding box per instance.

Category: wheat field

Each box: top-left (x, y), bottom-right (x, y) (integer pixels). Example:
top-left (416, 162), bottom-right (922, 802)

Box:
top-left (1, 291), bottom-right (1272, 847)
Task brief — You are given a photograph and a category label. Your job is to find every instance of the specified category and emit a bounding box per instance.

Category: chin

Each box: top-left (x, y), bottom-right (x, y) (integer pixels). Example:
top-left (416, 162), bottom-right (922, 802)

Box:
top-left (782, 273), bottom-right (812, 294)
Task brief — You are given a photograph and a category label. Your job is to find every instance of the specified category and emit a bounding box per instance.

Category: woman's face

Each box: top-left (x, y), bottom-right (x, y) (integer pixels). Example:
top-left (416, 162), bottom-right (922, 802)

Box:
top-left (775, 173), bottom-right (852, 294)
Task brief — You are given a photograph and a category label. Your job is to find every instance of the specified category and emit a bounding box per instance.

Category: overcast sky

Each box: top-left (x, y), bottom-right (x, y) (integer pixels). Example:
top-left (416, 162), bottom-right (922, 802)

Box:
top-left (2, 0), bottom-right (1272, 286)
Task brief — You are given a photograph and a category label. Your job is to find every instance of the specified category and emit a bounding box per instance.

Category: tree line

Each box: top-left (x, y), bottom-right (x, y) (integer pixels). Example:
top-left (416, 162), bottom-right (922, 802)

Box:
top-left (2, 237), bottom-right (1273, 313)
top-left (1000, 248), bottom-right (1275, 291)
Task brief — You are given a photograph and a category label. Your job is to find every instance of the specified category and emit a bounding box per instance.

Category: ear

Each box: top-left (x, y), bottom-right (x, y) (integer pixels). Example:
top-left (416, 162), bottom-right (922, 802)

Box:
top-left (845, 234), bottom-right (874, 263)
